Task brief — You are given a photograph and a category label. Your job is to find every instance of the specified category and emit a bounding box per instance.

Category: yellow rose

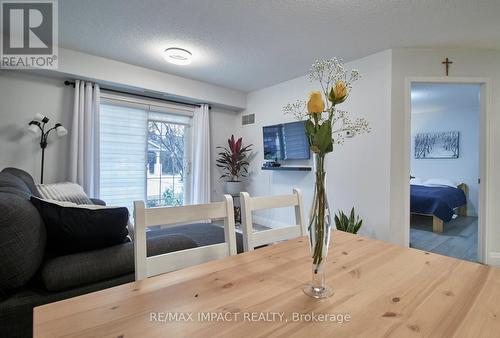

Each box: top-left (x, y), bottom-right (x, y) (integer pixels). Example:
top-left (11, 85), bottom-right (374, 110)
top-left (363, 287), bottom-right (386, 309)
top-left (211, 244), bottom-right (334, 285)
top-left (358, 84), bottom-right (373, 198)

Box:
top-left (307, 91), bottom-right (325, 114)
top-left (329, 80), bottom-right (348, 104)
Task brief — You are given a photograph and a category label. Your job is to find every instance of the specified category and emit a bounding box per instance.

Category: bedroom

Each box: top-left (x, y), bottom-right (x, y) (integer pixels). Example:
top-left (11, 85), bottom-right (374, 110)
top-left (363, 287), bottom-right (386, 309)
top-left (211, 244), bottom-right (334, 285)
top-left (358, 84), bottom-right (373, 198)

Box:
top-left (409, 83), bottom-right (480, 262)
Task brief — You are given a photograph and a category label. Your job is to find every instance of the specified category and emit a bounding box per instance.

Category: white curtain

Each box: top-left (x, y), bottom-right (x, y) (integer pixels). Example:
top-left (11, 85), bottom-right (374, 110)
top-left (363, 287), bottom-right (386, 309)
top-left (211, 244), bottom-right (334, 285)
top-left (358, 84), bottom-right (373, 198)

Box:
top-left (189, 104), bottom-right (211, 204)
top-left (69, 80), bottom-right (101, 197)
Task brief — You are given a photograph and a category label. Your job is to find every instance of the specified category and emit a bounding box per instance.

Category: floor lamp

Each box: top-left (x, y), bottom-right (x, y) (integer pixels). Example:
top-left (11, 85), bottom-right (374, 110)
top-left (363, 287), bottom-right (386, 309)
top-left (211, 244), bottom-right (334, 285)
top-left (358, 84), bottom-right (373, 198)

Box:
top-left (27, 114), bottom-right (68, 184)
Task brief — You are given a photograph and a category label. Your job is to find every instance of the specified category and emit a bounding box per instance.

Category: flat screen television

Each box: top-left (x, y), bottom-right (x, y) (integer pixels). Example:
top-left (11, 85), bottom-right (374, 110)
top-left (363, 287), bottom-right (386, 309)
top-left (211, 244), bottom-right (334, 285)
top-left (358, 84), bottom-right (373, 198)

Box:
top-left (263, 121), bottom-right (310, 161)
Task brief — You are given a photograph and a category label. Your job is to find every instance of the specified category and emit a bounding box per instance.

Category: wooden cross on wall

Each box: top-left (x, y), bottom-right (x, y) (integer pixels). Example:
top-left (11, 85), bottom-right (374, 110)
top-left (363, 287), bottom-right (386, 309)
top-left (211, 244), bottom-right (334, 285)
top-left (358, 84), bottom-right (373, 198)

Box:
top-left (442, 57), bottom-right (453, 76)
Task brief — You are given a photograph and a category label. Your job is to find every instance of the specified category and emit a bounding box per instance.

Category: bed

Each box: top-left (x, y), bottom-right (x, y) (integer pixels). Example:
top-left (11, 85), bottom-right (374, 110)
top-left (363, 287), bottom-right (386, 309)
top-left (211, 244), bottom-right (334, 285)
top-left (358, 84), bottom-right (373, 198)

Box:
top-left (410, 179), bottom-right (468, 233)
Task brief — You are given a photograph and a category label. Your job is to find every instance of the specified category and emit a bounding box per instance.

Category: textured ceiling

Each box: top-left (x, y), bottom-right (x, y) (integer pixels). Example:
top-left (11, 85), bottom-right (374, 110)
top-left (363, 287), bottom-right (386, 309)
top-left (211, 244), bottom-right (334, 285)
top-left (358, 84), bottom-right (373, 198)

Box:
top-left (411, 83), bottom-right (480, 115)
top-left (59, 0), bottom-right (500, 92)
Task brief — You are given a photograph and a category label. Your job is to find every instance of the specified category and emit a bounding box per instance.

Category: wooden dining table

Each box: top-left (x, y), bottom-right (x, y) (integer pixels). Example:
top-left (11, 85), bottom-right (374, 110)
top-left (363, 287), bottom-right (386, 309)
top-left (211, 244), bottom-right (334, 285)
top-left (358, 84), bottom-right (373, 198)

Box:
top-left (34, 231), bottom-right (500, 337)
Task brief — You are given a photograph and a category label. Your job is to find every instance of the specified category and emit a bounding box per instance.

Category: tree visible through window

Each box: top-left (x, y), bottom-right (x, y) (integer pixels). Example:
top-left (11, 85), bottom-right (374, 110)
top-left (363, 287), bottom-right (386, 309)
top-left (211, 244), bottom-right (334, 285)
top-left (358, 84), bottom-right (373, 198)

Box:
top-left (147, 121), bottom-right (185, 207)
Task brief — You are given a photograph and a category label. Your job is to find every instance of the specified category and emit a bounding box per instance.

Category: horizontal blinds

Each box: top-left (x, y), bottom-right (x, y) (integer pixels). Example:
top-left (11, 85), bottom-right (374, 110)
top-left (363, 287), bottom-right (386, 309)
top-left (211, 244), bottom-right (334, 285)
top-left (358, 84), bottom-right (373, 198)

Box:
top-left (100, 103), bottom-right (147, 214)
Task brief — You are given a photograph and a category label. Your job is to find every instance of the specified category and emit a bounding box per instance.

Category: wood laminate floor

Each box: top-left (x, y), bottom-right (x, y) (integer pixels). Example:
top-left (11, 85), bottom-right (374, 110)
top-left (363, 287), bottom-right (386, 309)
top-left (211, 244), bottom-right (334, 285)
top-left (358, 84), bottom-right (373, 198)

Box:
top-left (410, 214), bottom-right (477, 262)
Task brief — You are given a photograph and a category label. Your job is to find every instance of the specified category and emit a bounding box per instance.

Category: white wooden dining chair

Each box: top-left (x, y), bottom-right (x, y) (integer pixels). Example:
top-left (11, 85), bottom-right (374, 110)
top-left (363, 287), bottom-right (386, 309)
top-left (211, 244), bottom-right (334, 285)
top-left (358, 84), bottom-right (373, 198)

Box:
top-left (240, 188), bottom-right (306, 252)
top-left (133, 195), bottom-right (237, 280)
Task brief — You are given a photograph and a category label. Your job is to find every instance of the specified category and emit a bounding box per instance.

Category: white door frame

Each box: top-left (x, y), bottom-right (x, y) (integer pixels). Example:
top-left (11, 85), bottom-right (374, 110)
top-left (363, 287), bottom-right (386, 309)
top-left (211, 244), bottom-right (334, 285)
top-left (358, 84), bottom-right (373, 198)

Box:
top-left (403, 77), bottom-right (492, 264)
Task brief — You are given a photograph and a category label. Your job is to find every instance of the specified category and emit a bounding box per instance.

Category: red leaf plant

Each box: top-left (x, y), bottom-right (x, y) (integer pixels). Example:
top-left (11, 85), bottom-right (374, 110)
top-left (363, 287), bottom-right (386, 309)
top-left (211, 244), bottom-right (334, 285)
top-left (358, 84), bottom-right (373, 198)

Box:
top-left (216, 135), bottom-right (253, 181)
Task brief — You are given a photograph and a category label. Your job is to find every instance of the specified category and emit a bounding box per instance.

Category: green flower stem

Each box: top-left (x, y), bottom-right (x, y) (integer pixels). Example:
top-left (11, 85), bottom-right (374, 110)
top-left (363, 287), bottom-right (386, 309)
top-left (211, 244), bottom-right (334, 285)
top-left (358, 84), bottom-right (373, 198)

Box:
top-left (312, 154), bottom-right (326, 273)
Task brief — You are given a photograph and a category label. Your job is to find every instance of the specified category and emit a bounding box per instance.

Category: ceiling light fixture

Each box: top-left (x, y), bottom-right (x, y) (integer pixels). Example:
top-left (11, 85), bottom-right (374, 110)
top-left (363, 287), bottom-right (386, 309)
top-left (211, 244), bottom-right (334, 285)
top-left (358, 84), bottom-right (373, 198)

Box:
top-left (164, 47), bottom-right (193, 65)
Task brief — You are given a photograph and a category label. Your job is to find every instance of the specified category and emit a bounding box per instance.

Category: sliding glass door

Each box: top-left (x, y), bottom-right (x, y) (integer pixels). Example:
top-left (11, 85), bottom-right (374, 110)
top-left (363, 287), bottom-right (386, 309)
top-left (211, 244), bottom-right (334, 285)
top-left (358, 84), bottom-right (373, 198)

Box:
top-left (146, 119), bottom-right (190, 207)
top-left (99, 96), bottom-right (192, 213)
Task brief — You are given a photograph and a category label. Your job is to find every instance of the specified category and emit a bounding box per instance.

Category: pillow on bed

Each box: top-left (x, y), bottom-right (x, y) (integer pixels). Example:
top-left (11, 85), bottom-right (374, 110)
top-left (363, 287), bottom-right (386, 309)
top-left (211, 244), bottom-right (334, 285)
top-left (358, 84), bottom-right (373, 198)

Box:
top-left (424, 178), bottom-right (460, 188)
top-left (410, 177), bottom-right (424, 186)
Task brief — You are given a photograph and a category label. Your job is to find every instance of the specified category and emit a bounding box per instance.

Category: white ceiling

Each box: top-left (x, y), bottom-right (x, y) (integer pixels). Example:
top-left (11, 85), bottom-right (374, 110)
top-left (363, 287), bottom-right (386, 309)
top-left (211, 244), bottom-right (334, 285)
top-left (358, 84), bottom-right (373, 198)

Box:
top-left (59, 0), bottom-right (500, 92)
top-left (411, 83), bottom-right (480, 115)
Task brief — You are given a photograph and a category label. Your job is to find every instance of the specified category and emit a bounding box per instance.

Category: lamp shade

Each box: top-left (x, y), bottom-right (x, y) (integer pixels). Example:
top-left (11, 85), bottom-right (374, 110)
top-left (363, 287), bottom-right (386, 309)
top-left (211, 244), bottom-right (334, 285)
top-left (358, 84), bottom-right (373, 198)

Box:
top-left (55, 124), bottom-right (68, 137)
top-left (34, 113), bottom-right (49, 123)
top-left (28, 121), bottom-right (41, 135)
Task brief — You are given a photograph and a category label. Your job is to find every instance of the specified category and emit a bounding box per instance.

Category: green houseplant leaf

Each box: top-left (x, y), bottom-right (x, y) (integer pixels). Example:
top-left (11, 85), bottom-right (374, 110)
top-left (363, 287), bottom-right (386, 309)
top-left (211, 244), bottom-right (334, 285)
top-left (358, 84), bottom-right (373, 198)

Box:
top-left (312, 122), bottom-right (333, 154)
top-left (334, 207), bottom-right (363, 234)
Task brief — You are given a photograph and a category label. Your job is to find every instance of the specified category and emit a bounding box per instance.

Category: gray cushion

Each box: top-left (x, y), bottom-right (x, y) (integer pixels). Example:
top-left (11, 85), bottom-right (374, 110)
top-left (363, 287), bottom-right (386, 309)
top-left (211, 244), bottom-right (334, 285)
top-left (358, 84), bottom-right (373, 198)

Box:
top-left (0, 193), bottom-right (46, 292)
top-left (90, 198), bottom-right (106, 206)
top-left (0, 172), bottom-right (32, 198)
top-left (40, 234), bottom-right (197, 291)
top-left (1, 168), bottom-right (40, 197)
top-left (148, 223), bottom-right (244, 253)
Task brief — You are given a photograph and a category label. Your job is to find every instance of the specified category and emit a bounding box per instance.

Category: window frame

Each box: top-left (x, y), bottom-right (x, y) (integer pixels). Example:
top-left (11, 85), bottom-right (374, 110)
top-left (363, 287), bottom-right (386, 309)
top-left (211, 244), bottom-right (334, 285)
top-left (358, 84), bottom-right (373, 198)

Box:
top-left (145, 118), bottom-right (192, 207)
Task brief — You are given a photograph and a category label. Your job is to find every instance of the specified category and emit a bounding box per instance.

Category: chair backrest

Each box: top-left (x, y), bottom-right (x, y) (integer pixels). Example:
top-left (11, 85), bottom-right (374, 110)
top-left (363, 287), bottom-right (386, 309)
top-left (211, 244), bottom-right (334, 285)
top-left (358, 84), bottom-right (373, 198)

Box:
top-left (240, 188), bottom-right (306, 252)
top-left (133, 195), bottom-right (237, 280)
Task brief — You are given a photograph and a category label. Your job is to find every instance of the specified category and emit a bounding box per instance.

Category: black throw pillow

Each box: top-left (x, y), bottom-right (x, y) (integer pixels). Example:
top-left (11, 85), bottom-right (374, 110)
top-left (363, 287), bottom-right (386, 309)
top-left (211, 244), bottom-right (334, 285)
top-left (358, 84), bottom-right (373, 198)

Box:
top-left (30, 197), bottom-right (129, 255)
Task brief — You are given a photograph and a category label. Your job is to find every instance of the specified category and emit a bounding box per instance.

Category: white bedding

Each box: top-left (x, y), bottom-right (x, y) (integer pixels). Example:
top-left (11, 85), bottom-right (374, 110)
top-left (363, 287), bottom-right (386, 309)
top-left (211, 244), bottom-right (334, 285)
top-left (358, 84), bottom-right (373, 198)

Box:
top-left (410, 177), bottom-right (462, 188)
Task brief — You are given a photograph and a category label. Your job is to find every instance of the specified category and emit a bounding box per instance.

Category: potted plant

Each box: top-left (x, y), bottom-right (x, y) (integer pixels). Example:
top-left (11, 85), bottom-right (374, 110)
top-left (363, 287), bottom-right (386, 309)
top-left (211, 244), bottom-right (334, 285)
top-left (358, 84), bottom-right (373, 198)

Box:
top-left (216, 135), bottom-right (252, 195)
top-left (334, 207), bottom-right (363, 234)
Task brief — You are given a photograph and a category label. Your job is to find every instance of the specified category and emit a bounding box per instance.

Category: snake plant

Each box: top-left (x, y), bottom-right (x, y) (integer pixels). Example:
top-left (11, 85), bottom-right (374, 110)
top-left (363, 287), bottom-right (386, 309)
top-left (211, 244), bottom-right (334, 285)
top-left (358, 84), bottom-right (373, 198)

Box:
top-left (334, 207), bottom-right (363, 234)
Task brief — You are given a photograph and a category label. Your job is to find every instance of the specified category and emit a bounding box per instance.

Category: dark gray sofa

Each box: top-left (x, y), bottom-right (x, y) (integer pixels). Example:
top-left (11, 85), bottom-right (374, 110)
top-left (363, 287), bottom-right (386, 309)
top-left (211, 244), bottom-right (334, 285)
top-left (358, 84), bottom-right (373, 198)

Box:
top-left (0, 168), bottom-right (243, 338)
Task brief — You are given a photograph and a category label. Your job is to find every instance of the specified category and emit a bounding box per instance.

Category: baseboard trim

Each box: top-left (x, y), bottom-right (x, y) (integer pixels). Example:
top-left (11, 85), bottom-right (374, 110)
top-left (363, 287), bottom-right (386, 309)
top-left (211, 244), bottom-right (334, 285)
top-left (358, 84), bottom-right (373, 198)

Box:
top-left (487, 252), bottom-right (500, 266)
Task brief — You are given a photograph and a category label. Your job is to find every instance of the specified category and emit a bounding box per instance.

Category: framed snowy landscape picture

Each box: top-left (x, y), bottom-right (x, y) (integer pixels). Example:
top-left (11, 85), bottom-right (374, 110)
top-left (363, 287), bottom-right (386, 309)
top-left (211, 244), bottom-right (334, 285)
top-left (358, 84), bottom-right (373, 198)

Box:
top-left (414, 131), bottom-right (460, 159)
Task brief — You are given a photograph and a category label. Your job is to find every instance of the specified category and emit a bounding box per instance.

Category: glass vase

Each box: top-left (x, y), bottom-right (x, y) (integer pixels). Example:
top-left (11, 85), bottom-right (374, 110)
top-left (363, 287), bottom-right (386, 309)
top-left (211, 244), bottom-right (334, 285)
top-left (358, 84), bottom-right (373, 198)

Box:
top-left (303, 153), bottom-right (333, 299)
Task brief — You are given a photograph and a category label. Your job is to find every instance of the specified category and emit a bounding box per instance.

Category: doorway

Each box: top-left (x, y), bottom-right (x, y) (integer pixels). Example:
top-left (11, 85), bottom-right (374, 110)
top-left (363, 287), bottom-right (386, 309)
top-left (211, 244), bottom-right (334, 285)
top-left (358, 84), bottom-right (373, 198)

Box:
top-left (404, 77), bottom-right (490, 263)
top-left (409, 83), bottom-right (481, 261)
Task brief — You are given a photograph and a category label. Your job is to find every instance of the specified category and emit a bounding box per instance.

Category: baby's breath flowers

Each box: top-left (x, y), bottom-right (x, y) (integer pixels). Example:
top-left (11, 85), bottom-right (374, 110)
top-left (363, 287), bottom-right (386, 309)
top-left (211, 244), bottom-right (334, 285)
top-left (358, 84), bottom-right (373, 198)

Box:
top-left (283, 58), bottom-right (370, 154)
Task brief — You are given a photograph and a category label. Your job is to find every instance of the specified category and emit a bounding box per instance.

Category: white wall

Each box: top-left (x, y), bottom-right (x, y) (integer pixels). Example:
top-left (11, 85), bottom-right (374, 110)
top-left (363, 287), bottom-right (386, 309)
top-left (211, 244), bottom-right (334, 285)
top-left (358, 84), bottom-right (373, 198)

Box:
top-left (236, 50), bottom-right (393, 240)
top-left (411, 90), bottom-right (480, 216)
top-left (235, 72), bottom-right (316, 229)
top-left (389, 48), bottom-right (500, 264)
top-left (0, 71), bottom-right (72, 184)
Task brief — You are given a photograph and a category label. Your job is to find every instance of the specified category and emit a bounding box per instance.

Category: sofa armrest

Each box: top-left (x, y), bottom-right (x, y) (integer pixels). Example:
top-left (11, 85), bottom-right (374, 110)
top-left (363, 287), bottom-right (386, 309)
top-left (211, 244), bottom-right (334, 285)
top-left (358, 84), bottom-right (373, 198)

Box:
top-left (90, 198), bottom-right (106, 206)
